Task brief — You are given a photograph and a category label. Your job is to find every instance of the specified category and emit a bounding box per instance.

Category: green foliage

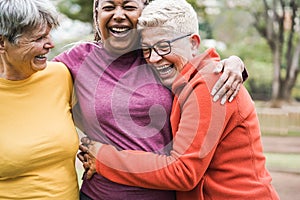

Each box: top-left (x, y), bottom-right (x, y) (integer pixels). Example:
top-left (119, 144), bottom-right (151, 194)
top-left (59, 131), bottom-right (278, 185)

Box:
top-left (56, 0), bottom-right (93, 24)
top-left (186, 0), bottom-right (202, 12)
top-left (51, 0), bottom-right (300, 102)
top-left (187, 0), bottom-right (213, 39)
top-left (220, 37), bottom-right (273, 100)
top-left (49, 33), bottom-right (94, 60)
top-left (199, 21), bottom-right (213, 39)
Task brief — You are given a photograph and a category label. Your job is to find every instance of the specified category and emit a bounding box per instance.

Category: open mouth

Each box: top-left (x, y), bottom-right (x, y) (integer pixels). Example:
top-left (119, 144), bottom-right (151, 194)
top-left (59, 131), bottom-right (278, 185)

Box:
top-left (109, 27), bottom-right (131, 37)
top-left (156, 64), bottom-right (174, 76)
top-left (35, 54), bottom-right (47, 60)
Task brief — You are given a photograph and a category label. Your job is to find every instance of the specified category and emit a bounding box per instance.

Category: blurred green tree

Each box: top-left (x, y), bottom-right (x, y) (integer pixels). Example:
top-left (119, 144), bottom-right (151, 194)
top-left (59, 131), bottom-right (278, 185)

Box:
top-left (54, 0), bottom-right (300, 105)
top-left (54, 0), bottom-right (213, 39)
top-left (56, 0), bottom-right (93, 24)
top-left (250, 0), bottom-right (300, 106)
top-left (188, 0), bottom-right (213, 39)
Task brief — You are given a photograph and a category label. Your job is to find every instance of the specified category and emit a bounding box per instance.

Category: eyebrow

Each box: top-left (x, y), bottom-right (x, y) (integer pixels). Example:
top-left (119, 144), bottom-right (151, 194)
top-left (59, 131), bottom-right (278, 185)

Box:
top-left (141, 38), bottom-right (169, 45)
top-left (101, 0), bottom-right (137, 3)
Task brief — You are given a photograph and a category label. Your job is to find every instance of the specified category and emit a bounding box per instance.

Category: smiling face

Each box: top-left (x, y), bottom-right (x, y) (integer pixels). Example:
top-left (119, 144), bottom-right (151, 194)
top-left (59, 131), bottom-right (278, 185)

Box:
top-left (96, 0), bottom-right (145, 55)
top-left (0, 24), bottom-right (54, 80)
top-left (141, 27), bottom-right (200, 88)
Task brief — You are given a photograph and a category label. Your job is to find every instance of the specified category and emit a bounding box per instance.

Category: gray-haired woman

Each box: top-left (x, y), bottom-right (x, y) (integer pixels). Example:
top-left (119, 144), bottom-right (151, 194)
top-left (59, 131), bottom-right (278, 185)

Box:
top-left (0, 0), bottom-right (79, 199)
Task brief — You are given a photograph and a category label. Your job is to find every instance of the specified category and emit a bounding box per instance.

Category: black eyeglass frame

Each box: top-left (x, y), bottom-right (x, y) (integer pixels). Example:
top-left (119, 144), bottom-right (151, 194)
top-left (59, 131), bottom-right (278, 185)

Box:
top-left (141, 33), bottom-right (192, 59)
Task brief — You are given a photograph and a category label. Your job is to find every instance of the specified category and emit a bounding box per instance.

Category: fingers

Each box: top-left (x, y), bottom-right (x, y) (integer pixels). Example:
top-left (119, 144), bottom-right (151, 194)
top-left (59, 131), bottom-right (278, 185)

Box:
top-left (78, 144), bottom-right (92, 171)
top-left (83, 161), bottom-right (89, 171)
top-left (86, 170), bottom-right (93, 179)
top-left (79, 141), bottom-right (98, 180)
top-left (79, 144), bottom-right (90, 156)
top-left (218, 82), bottom-right (241, 105)
top-left (220, 76), bottom-right (237, 103)
top-left (212, 72), bottom-right (229, 99)
top-left (220, 87), bottom-right (234, 105)
top-left (212, 72), bottom-right (242, 105)
top-left (81, 136), bottom-right (91, 146)
top-left (79, 142), bottom-right (98, 160)
top-left (86, 168), bottom-right (96, 179)
top-left (79, 140), bottom-right (102, 180)
top-left (212, 56), bottom-right (244, 104)
top-left (83, 156), bottom-right (97, 179)
top-left (80, 138), bottom-right (100, 157)
top-left (77, 152), bottom-right (85, 163)
top-left (229, 84), bottom-right (241, 103)
top-left (78, 144), bottom-right (90, 164)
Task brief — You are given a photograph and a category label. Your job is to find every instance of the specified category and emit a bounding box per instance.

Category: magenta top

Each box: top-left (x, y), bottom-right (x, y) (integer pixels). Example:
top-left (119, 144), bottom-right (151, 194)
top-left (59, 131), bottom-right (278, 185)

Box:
top-left (54, 42), bottom-right (175, 200)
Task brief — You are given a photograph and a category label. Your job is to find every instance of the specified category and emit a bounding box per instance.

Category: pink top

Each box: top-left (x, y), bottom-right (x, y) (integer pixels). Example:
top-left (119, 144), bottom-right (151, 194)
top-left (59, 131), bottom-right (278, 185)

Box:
top-left (54, 42), bottom-right (175, 200)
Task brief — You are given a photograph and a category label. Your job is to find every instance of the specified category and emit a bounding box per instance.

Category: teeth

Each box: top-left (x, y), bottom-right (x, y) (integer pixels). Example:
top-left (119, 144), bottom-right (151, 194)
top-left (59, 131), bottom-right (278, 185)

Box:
top-left (111, 27), bottom-right (129, 33)
top-left (156, 65), bottom-right (173, 75)
top-left (36, 55), bottom-right (46, 58)
top-left (157, 65), bottom-right (170, 70)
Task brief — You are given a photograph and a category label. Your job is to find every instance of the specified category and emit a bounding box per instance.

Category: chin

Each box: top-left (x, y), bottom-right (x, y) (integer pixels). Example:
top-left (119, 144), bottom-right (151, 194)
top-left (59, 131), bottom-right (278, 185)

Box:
top-left (34, 64), bottom-right (47, 71)
top-left (161, 80), bottom-right (173, 89)
top-left (106, 43), bottom-right (136, 55)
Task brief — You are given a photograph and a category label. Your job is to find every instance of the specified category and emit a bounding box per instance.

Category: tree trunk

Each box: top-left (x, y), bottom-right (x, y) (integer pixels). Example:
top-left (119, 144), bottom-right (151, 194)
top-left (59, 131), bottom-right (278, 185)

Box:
top-left (271, 47), bottom-right (282, 101)
top-left (283, 41), bottom-right (300, 101)
top-left (251, 0), bottom-right (300, 107)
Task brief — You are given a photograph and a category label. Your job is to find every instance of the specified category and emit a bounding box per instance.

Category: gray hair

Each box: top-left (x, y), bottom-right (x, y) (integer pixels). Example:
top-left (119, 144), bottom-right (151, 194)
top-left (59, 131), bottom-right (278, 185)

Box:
top-left (137, 0), bottom-right (198, 35)
top-left (0, 0), bottom-right (59, 44)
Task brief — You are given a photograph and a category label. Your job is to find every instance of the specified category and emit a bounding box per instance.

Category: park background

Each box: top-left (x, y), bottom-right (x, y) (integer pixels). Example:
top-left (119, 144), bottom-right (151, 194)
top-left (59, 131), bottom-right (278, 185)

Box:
top-left (49, 0), bottom-right (300, 199)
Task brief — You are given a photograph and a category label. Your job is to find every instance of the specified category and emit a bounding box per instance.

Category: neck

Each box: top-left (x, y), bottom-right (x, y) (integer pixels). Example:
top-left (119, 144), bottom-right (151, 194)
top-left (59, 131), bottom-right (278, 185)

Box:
top-left (0, 57), bottom-right (36, 80)
top-left (0, 64), bottom-right (33, 81)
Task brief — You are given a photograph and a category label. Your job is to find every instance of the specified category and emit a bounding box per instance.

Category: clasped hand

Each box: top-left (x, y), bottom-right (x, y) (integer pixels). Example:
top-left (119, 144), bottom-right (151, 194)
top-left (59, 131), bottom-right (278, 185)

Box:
top-left (212, 55), bottom-right (245, 104)
top-left (77, 137), bottom-right (102, 180)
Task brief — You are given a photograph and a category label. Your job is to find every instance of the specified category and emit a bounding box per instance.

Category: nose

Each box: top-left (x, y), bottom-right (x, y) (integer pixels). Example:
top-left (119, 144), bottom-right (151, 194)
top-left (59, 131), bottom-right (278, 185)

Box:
top-left (148, 49), bottom-right (162, 64)
top-left (44, 36), bottom-right (55, 49)
top-left (113, 7), bottom-right (126, 21)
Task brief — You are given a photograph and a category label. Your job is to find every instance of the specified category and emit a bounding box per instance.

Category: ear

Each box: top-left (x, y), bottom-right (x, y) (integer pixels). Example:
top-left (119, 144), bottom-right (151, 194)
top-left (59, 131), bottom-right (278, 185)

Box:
top-left (190, 33), bottom-right (201, 57)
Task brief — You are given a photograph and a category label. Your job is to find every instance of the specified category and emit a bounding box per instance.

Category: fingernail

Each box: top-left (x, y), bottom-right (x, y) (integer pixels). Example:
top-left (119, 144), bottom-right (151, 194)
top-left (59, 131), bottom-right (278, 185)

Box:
top-left (211, 89), bottom-right (217, 95)
top-left (229, 96), bottom-right (233, 102)
top-left (221, 97), bottom-right (226, 105)
top-left (213, 95), bottom-right (219, 102)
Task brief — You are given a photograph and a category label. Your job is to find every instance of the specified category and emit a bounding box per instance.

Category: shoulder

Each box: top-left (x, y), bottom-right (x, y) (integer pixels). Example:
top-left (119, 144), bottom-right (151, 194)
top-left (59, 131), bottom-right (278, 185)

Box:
top-left (64, 41), bottom-right (99, 55)
top-left (46, 61), bottom-right (69, 73)
top-left (52, 41), bottom-right (100, 63)
top-left (45, 61), bottom-right (72, 81)
top-left (52, 42), bottom-right (102, 76)
top-left (187, 55), bottom-right (221, 92)
top-left (234, 85), bottom-right (256, 118)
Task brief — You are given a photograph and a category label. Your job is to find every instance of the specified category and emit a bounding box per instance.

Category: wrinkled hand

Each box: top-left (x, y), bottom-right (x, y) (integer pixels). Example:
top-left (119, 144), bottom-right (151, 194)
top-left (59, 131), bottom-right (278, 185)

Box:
top-left (211, 56), bottom-right (244, 105)
top-left (77, 137), bottom-right (103, 179)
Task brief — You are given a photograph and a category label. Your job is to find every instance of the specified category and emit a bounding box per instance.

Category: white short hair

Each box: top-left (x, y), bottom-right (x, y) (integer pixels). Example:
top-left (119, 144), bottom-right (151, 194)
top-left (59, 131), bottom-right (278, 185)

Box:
top-left (137, 0), bottom-right (198, 35)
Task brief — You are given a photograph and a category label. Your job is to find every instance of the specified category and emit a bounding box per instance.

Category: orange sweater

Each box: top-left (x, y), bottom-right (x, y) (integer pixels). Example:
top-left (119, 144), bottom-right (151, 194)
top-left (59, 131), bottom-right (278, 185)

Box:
top-left (95, 48), bottom-right (279, 199)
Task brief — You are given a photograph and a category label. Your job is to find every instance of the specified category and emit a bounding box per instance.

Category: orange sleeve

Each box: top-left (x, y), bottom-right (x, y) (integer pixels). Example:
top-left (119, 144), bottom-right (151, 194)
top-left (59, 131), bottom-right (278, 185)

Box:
top-left (95, 66), bottom-right (228, 191)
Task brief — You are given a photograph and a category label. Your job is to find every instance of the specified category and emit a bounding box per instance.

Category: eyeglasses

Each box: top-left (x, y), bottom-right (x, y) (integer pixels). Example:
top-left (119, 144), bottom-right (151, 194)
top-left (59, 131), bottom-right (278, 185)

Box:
top-left (141, 33), bottom-right (192, 59)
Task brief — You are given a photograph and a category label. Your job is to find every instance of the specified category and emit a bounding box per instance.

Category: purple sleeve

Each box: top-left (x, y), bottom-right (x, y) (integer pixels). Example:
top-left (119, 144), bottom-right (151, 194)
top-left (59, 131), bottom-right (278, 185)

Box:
top-left (52, 43), bottom-right (94, 78)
